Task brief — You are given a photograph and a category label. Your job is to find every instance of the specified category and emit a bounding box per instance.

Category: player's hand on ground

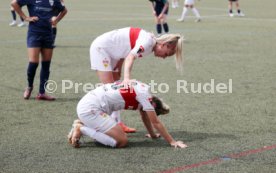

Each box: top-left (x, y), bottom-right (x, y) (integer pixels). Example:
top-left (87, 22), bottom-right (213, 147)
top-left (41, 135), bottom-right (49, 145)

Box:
top-left (145, 133), bottom-right (161, 139)
top-left (170, 141), bottom-right (188, 148)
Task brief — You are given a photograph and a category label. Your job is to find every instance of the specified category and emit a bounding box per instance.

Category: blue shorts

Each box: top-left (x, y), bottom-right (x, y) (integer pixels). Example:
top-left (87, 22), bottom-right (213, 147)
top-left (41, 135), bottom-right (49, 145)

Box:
top-left (27, 33), bottom-right (54, 49)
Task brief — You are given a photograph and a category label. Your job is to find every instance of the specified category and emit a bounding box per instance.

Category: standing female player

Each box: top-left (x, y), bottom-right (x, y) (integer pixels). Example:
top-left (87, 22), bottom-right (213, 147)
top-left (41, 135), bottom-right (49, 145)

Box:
top-left (89, 27), bottom-right (183, 132)
top-left (149, 0), bottom-right (170, 36)
top-left (11, 0), bottom-right (67, 101)
top-left (177, 0), bottom-right (201, 22)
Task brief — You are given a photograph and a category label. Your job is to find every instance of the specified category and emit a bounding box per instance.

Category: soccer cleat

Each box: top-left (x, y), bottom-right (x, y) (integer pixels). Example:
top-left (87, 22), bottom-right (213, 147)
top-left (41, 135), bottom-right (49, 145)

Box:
top-left (68, 123), bottom-right (83, 148)
top-left (17, 22), bottom-right (26, 27)
top-left (9, 21), bottom-right (17, 26)
top-left (229, 13), bottom-right (234, 17)
top-left (36, 93), bottom-right (56, 101)
top-left (195, 18), bottom-right (201, 23)
top-left (118, 122), bottom-right (136, 133)
top-left (177, 18), bottom-right (184, 22)
top-left (24, 87), bottom-right (33, 100)
top-left (237, 12), bottom-right (245, 17)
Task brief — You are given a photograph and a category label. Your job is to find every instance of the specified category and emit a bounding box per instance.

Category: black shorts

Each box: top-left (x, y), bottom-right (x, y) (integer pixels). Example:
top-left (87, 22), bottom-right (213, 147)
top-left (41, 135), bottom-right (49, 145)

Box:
top-left (229, 0), bottom-right (238, 2)
top-left (155, 6), bottom-right (169, 16)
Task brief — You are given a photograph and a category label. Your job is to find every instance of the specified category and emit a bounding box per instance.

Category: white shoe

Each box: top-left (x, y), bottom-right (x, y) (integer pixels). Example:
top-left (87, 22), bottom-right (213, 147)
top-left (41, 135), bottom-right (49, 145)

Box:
top-left (238, 12), bottom-right (245, 17)
top-left (195, 18), bottom-right (201, 22)
top-left (229, 13), bottom-right (234, 17)
top-left (177, 18), bottom-right (184, 22)
top-left (17, 22), bottom-right (26, 27)
top-left (9, 21), bottom-right (17, 26)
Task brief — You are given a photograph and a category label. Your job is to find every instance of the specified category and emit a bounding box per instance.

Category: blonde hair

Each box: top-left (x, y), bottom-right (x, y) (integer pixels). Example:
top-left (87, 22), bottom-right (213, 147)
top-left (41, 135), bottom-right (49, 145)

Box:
top-left (156, 34), bottom-right (184, 72)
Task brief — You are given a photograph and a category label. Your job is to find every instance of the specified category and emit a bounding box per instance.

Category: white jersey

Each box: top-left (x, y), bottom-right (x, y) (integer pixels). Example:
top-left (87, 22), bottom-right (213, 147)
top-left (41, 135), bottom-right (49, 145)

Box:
top-left (90, 27), bottom-right (156, 71)
top-left (77, 81), bottom-right (154, 116)
top-left (92, 27), bottom-right (155, 59)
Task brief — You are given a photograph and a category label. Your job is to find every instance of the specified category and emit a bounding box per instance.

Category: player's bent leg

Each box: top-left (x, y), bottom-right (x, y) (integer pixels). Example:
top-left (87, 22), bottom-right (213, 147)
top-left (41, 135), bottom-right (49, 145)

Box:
top-left (105, 125), bottom-right (128, 148)
top-left (80, 126), bottom-right (117, 147)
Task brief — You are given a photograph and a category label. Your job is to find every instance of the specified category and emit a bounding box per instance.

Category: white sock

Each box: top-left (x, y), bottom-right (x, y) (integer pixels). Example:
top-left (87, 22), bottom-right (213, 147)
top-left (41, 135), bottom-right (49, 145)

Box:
top-left (180, 7), bottom-right (188, 20)
top-left (80, 126), bottom-right (117, 147)
top-left (110, 110), bottom-right (121, 123)
top-left (192, 8), bottom-right (201, 18)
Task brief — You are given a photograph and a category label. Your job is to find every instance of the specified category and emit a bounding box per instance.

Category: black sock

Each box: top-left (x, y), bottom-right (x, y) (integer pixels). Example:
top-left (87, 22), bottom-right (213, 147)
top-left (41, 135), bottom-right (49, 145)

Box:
top-left (39, 61), bottom-right (51, 94)
top-left (163, 23), bottom-right (169, 33)
top-left (20, 17), bottom-right (24, 22)
top-left (27, 62), bottom-right (39, 88)
top-left (237, 9), bottom-right (241, 13)
top-left (11, 10), bottom-right (16, 20)
top-left (229, 9), bottom-right (233, 13)
top-left (52, 27), bottom-right (57, 44)
top-left (156, 24), bottom-right (162, 34)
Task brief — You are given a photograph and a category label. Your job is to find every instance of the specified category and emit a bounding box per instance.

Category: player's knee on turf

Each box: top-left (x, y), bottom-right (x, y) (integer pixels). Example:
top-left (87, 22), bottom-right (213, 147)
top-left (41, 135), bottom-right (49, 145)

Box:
top-left (116, 137), bottom-right (128, 148)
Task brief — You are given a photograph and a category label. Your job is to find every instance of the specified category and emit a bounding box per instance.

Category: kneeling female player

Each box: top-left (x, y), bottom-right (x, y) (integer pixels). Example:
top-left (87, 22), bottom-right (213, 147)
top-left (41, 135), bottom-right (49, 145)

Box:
top-left (68, 80), bottom-right (187, 149)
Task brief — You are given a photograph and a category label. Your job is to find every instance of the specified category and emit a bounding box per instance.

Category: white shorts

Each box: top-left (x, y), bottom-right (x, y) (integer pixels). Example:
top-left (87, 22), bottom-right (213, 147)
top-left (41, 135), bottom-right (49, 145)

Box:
top-left (77, 94), bottom-right (117, 133)
top-left (90, 43), bottom-right (120, 72)
top-left (78, 110), bottom-right (117, 133)
top-left (185, 0), bottom-right (195, 5)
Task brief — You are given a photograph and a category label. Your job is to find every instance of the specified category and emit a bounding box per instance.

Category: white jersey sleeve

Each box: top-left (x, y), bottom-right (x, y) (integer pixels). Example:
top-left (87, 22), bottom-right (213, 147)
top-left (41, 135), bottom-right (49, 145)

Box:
top-left (134, 82), bottom-right (154, 111)
top-left (130, 30), bottom-right (156, 59)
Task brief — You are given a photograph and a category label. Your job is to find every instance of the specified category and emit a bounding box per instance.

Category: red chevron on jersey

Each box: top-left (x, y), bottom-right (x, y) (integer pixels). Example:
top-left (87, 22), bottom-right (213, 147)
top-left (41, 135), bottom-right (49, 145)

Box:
top-left (119, 88), bottom-right (139, 110)
top-left (129, 27), bottom-right (142, 49)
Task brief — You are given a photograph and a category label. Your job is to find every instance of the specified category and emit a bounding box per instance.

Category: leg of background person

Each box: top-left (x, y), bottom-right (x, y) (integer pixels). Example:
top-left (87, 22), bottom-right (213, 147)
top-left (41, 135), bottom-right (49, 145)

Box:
top-left (156, 23), bottom-right (162, 35)
top-left (235, 1), bottom-right (244, 16)
top-left (18, 16), bottom-right (25, 27)
top-left (162, 16), bottom-right (169, 33)
top-left (24, 48), bottom-right (40, 99)
top-left (235, 1), bottom-right (240, 11)
top-left (9, 7), bottom-right (17, 26)
top-left (228, 1), bottom-right (234, 16)
top-left (155, 16), bottom-right (162, 35)
top-left (191, 5), bottom-right (201, 22)
top-left (36, 48), bottom-right (55, 100)
top-left (178, 5), bottom-right (188, 21)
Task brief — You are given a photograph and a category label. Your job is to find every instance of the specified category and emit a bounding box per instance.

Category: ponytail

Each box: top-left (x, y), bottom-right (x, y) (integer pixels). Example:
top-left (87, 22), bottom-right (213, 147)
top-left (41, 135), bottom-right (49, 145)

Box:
top-left (156, 34), bottom-right (184, 72)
